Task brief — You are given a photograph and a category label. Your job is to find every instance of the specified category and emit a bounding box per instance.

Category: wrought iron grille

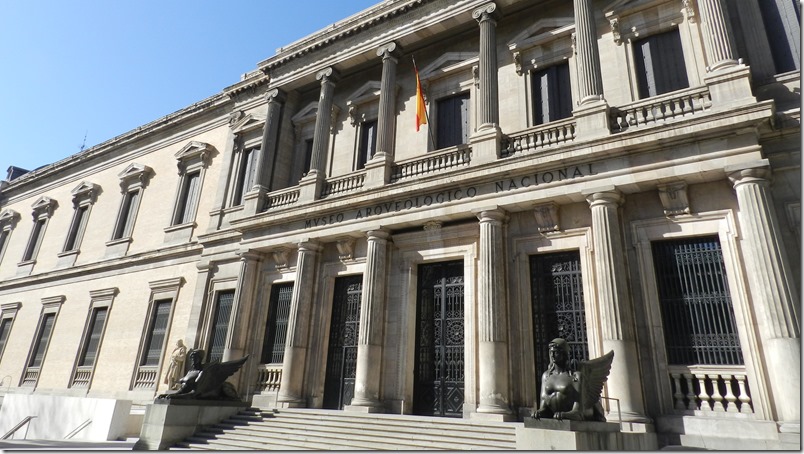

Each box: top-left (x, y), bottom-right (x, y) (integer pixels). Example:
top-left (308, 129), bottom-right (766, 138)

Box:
top-left (530, 251), bottom-right (589, 382)
top-left (652, 236), bottom-right (743, 366)
top-left (323, 275), bottom-right (362, 410)
top-left (261, 283), bottom-right (293, 365)
top-left (207, 290), bottom-right (234, 363)
top-left (413, 261), bottom-right (465, 418)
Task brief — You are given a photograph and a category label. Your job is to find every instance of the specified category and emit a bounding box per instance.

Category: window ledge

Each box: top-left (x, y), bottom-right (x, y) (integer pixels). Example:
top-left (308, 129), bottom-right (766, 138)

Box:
top-left (57, 249), bottom-right (79, 258)
top-left (164, 222), bottom-right (197, 234)
top-left (17, 259), bottom-right (36, 267)
top-left (105, 237), bottom-right (132, 247)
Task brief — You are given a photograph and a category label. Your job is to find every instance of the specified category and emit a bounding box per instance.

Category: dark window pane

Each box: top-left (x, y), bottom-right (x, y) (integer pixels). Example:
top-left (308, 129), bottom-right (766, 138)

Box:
top-left (175, 171), bottom-right (200, 225)
top-left (141, 300), bottom-right (171, 366)
top-left (261, 283), bottom-right (294, 364)
top-left (79, 307), bottom-right (108, 367)
top-left (759, 0), bottom-right (801, 73)
top-left (23, 218), bottom-right (46, 261)
top-left (0, 318), bottom-right (12, 357)
top-left (208, 290), bottom-right (235, 363)
top-left (234, 148), bottom-right (259, 206)
top-left (357, 120), bottom-right (378, 170)
top-left (29, 313), bottom-right (56, 368)
top-left (114, 190), bottom-right (140, 239)
top-left (532, 62), bottom-right (572, 125)
top-left (436, 92), bottom-right (470, 149)
top-left (64, 206), bottom-right (89, 251)
top-left (634, 29), bottom-right (689, 98)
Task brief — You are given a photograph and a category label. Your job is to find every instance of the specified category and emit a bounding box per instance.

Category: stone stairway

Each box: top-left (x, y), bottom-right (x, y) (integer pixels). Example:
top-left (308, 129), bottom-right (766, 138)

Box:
top-left (172, 407), bottom-right (521, 450)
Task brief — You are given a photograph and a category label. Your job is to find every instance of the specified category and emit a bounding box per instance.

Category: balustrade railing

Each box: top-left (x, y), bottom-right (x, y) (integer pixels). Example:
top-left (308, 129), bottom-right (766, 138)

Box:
top-left (71, 367), bottom-right (92, 388)
top-left (321, 171), bottom-right (366, 198)
top-left (20, 369), bottom-right (38, 387)
top-left (668, 365), bottom-right (753, 415)
top-left (254, 364), bottom-right (282, 393)
top-left (501, 119), bottom-right (577, 158)
top-left (391, 147), bottom-right (471, 183)
top-left (610, 87), bottom-right (712, 133)
top-left (263, 187), bottom-right (300, 211)
top-left (132, 366), bottom-right (158, 389)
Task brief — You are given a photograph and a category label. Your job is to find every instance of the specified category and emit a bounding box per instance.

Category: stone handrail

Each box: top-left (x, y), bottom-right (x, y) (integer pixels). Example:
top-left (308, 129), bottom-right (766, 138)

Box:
top-left (391, 147), bottom-right (471, 183)
top-left (132, 366), bottom-right (158, 389)
top-left (610, 86), bottom-right (712, 133)
top-left (321, 171), bottom-right (366, 198)
top-left (668, 365), bottom-right (753, 414)
top-left (255, 364), bottom-right (282, 393)
top-left (501, 119), bottom-right (577, 158)
top-left (263, 187), bottom-right (300, 211)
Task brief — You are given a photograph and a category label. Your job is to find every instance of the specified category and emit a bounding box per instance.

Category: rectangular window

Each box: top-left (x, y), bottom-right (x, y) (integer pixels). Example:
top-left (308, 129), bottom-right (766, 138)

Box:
top-left (302, 139), bottom-right (314, 178)
top-left (0, 317), bottom-right (13, 359)
top-left (29, 313), bottom-right (56, 368)
top-left (0, 229), bottom-right (10, 264)
top-left (140, 299), bottom-right (171, 366)
top-left (234, 147), bottom-right (259, 206)
top-left (64, 205), bottom-right (89, 252)
top-left (436, 92), bottom-right (470, 149)
top-left (173, 170), bottom-right (200, 225)
top-left (113, 189), bottom-right (140, 240)
top-left (207, 290), bottom-right (235, 363)
top-left (78, 307), bottom-right (108, 367)
top-left (356, 119), bottom-right (378, 170)
top-left (23, 218), bottom-right (46, 262)
top-left (532, 62), bottom-right (572, 125)
top-left (261, 283), bottom-right (293, 364)
top-left (634, 29), bottom-right (689, 98)
top-left (759, 0), bottom-right (801, 73)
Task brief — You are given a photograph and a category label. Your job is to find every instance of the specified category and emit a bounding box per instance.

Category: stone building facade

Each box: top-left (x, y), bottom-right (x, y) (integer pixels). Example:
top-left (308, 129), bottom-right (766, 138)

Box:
top-left (0, 0), bottom-right (799, 448)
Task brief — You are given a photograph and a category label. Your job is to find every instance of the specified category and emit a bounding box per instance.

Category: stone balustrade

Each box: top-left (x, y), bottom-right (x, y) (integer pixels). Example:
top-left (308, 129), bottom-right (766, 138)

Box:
top-left (501, 119), bottom-right (576, 158)
top-left (255, 364), bottom-right (283, 393)
top-left (263, 187), bottom-right (300, 211)
top-left (390, 147), bottom-right (471, 183)
top-left (71, 367), bottom-right (92, 387)
top-left (321, 171), bottom-right (366, 198)
top-left (21, 369), bottom-right (39, 387)
top-left (132, 366), bottom-right (158, 389)
top-left (668, 365), bottom-right (753, 414)
top-left (610, 87), bottom-right (712, 133)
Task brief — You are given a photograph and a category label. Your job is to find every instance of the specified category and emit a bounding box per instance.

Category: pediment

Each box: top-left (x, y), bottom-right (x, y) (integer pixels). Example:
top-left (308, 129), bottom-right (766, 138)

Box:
top-left (0, 209), bottom-right (20, 227)
top-left (507, 18), bottom-right (575, 52)
top-left (292, 102), bottom-right (320, 124)
top-left (117, 163), bottom-right (154, 190)
top-left (71, 181), bottom-right (101, 205)
top-left (175, 141), bottom-right (215, 166)
top-left (346, 81), bottom-right (382, 107)
top-left (31, 196), bottom-right (58, 217)
top-left (419, 52), bottom-right (479, 81)
top-left (230, 113), bottom-right (266, 134)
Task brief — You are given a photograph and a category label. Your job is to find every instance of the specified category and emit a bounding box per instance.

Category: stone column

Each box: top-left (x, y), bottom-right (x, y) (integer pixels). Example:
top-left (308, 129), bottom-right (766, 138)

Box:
top-left (474, 208), bottom-right (512, 419)
top-left (585, 188), bottom-right (649, 423)
top-left (277, 240), bottom-right (321, 407)
top-left (573, 0), bottom-right (604, 105)
top-left (223, 252), bottom-right (261, 396)
top-left (697, 0), bottom-right (738, 72)
top-left (346, 229), bottom-right (391, 412)
top-left (308, 68), bottom-right (339, 178)
top-left (244, 88), bottom-right (285, 215)
top-left (727, 161), bottom-right (800, 431)
top-left (473, 3), bottom-right (500, 131)
top-left (365, 43), bottom-right (399, 188)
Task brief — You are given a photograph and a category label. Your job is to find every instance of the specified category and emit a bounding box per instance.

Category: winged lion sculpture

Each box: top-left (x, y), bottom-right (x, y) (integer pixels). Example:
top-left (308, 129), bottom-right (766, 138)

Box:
top-left (157, 349), bottom-right (249, 401)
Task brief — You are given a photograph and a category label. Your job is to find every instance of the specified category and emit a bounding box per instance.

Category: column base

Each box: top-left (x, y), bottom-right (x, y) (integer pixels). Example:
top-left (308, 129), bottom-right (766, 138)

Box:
top-left (298, 172), bottom-right (324, 202)
top-left (469, 126), bottom-right (502, 165)
top-left (242, 186), bottom-right (267, 216)
top-left (470, 411), bottom-right (516, 422)
top-left (779, 421), bottom-right (800, 434)
top-left (364, 152), bottom-right (393, 188)
top-left (344, 404), bottom-right (386, 414)
top-left (572, 100), bottom-right (610, 141)
top-left (704, 64), bottom-right (755, 110)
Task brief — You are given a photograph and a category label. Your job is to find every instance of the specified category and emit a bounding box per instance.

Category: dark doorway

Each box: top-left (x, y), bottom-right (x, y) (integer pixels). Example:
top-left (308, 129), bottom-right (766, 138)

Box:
top-left (413, 260), bottom-right (465, 417)
top-left (323, 275), bottom-right (362, 410)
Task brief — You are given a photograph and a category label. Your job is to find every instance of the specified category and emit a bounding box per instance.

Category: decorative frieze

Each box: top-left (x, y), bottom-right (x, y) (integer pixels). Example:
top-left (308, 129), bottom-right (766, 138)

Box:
top-left (658, 182), bottom-right (690, 216)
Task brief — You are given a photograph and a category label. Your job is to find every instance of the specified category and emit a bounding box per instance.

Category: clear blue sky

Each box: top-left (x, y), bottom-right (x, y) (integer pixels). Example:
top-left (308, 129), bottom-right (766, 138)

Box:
top-left (0, 0), bottom-right (378, 175)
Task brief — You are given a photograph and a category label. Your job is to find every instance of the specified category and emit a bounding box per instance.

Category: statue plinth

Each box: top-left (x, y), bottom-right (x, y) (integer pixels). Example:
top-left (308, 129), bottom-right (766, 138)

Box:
top-left (517, 417), bottom-right (623, 450)
top-left (133, 399), bottom-right (247, 450)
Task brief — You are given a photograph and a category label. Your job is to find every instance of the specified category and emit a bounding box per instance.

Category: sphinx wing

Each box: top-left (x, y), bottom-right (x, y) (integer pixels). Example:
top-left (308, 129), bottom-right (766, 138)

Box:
top-left (579, 350), bottom-right (614, 411)
top-left (195, 355), bottom-right (249, 395)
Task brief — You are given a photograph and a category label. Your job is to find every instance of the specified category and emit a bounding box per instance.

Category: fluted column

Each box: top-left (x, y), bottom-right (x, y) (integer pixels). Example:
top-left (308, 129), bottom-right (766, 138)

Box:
top-left (573, 0), bottom-right (605, 105)
top-left (308, 68), bottom-right (339, 178)
top-left (585, 188), bottom-right (648, 422)
top-left (727, 161), bottom-right (800, 429)
top-left (697, 0), bottom-right (738, 72)
top-left (375, 44), bottom-right (398, 159)
top-left (475, 209), bottom-right (512, 418)
top-left (278, 240), bottom-right (321, 407)
top-left (244, 89), bottom-right (286, 215)
top-left (473, 3), bottom-right (500, 130)
top-left (347, 229), bottom-right (391, 411)
top-left (223, 252), bottom-right (260, 396)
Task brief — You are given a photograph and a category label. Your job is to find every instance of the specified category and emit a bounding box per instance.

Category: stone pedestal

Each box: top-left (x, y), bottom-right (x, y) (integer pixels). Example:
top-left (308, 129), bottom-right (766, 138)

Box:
top-left (363, 152), bottom-right (393, 188)
top-left (573, 101), bottom-right (610, 140)
top-left (516, 418), bottom-right (622, 450)
top-left (469, 127), bottom-right (503, 165)
top-left (705, 65), bottom-right (755, 110)
top-left (133, 400), bottom-right (247, 450)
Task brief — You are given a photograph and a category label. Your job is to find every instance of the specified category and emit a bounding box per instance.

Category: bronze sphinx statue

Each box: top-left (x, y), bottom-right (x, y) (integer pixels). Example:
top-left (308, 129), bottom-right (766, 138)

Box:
top-left (157, 349), bottom-right (248, 401)
top-left (531, 338), bottom-right (614, 422)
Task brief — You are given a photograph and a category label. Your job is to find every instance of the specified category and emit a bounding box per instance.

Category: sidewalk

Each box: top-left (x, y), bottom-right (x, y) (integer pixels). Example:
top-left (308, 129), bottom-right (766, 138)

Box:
top-left (0, 437), bottom-right (137, 451)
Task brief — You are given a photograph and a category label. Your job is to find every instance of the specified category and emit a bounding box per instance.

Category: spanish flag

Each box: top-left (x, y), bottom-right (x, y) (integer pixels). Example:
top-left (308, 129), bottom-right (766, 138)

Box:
top-left (414, 59), bottom-right (427, 132)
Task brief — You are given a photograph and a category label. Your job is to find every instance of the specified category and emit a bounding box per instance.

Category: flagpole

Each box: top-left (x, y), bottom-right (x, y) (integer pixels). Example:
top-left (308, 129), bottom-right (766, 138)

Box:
top-left (412, 56), bottom-right (437, 150)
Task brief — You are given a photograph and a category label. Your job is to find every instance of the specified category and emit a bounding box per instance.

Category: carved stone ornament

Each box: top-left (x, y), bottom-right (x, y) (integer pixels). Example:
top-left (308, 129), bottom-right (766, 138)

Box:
top-left (117, 163), bottom-right (154, 191)
top-left (513, 51), bottom-right (523, 75)
top-left (472, 65), bottom-right (480, 88)
top-left (70, 181), bottom-right (100, 207)
top-left (175, 141), bottom-right (215, 172)
top-left (336, 237), bottom-right (356, 261)
top-left (31, 196), bottom-right (58, 219)
top-left (533, 202), bottom-right (560, 233)
top-left (682, 0), bottom-right (696, 23)
top-left (0, 209), bottom-right (20, 229)
top-left (423, 220), bottom-right (443, 231)
top-left (472, 2), bottom-right (498, 23)
top-left (610, 18), bottom-right (622, 45)
top-left (272, 248), bottom-right (290, 269)
top-left (229, 110), bottom-right (245, 126)
top-left (657, 182), bottom-right (690, 216)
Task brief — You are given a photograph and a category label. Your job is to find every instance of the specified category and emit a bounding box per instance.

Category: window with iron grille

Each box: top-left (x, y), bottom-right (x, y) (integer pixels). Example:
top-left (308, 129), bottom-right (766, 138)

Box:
top-left (261, 283), bottom-right (293, 364)
top-left (207, 290), bottom-right (235, 363)
top-left (78, 307), bottom-right (108, 368)
top-left (532, 62), bottom-right (572, 125)
top-left (633, 28), bottom-right (689, 98)
top-left (652, 236), bottom-right (743, 366)
top-left (140, 299), bottom-right (172, 366)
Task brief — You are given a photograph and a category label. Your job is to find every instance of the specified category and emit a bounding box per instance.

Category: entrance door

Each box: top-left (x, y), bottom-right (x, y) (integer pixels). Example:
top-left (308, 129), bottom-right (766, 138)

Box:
top-left (323, 275), bottom-right (362, 410)
top-left (413, 260), bottom-right (464, 417)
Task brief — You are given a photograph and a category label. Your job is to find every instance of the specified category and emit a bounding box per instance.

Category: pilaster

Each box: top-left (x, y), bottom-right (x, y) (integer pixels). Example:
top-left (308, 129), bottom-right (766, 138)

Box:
top-left (278, 240), bottom-right (321, 407)
top-left (224, 251), bottom-right (262, 396)
top-left (726, 161), bottom-right (800, 429)
top-left (584, 188), bottom-right (649, 423)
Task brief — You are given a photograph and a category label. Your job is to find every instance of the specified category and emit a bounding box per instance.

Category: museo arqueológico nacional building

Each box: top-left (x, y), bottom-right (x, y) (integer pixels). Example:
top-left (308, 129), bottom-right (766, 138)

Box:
top-left (0, 0), bottom-right (799, 449)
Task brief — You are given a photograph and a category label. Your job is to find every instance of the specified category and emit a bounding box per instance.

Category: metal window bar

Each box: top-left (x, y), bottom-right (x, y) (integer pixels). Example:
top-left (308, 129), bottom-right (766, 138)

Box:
top-left (208, 290), bottom-right (235, 363)
top-left (142, 300), bottom-right (171, 366)
top-left (262, 283), bottom-right (293, 365)
top-left (79, 307), bottom-right (107, 367)
top-left (29, 314), bottom-right (55, 368)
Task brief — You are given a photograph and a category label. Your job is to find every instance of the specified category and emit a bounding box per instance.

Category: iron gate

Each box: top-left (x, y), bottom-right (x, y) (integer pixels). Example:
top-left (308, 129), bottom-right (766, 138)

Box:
top-left (413, 260), bottom-right (464, 417)
top-left (530, 251), bottom-right (588, 386)
top-left (323, 275), bottom-right (363, 410)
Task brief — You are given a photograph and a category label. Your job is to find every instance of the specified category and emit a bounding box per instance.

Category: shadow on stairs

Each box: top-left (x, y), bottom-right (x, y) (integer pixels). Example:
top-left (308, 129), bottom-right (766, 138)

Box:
top-left (170, 407), bottom-right (520, 450)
